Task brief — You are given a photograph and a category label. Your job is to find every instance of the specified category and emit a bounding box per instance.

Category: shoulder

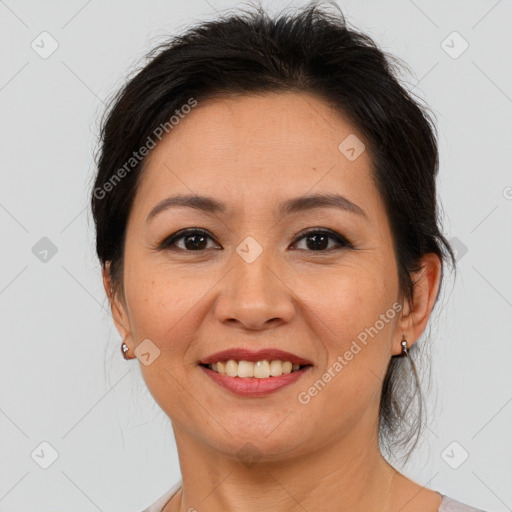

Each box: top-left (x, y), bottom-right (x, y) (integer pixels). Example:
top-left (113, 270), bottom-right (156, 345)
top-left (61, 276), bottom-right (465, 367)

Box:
top-left (439, 494), bottom-right (490, 512)
top-left (139, 481), bottom-right (182, 512)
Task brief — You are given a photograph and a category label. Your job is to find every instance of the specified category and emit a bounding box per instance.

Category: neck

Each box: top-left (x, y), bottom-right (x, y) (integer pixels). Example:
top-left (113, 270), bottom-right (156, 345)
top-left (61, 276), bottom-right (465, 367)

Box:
top-left (167, 421), bottom-right (396, 512)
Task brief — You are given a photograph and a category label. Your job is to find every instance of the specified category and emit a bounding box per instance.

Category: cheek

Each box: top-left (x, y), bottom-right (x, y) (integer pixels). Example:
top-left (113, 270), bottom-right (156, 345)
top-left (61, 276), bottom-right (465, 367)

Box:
top-left (123, 261), bottom-right (208, 358)
top-left (299, 263), bottom-right (396, 391)
top-left (300, 260), bottom-right (394, 338)
top-left (123, 266), bottom-right (211, 416)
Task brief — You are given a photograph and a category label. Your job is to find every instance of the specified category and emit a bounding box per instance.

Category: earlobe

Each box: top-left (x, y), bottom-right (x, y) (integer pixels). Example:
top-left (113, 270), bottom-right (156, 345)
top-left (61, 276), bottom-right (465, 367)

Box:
top-left (394, 253), bottom-right (442, 355)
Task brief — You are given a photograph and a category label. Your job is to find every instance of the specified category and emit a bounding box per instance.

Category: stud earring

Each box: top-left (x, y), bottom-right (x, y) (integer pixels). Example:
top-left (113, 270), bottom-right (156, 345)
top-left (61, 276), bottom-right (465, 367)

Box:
top-left (121, 341), bottom-right (131, 360)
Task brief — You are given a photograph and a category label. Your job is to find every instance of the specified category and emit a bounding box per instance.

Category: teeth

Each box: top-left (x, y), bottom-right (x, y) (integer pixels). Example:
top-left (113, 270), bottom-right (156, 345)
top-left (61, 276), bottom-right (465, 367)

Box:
top-left (206, 359), bottom-right (304, 378)
top-left (254, 360), bottom-right (270, 378)
top-left (270, 360), bottom-right (283, 376)
top-left (237, 360), bottom-right (254, 378)
top-left (225, 360), bottom-right (238, 377)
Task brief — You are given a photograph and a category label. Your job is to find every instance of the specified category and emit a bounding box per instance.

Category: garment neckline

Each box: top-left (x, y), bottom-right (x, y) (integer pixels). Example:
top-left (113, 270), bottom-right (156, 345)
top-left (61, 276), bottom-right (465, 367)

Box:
top-left (157, 484), bottom-right (448, 511)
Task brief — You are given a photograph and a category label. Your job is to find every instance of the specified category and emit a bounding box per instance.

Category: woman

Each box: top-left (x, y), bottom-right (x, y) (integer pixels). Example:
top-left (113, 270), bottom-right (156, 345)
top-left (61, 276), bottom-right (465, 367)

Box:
top-left (90, 2), bottom-right (489, 511)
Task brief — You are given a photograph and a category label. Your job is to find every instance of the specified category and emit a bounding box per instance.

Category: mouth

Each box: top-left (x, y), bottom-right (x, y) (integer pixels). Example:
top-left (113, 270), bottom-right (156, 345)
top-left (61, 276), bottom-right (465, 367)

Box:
top-left (198, 348), bottom-right (313, 397)
top-left (199, 360), bottom-right (310, 377)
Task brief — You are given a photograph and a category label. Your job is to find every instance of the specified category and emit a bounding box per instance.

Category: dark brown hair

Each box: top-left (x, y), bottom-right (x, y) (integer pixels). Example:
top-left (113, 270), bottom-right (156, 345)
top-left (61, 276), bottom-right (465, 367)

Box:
top-left (90, 1), bottom-right (456, 462)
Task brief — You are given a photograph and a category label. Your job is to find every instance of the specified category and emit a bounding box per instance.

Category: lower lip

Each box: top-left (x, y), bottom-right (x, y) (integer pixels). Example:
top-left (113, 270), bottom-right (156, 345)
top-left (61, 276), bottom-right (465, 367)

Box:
top-left (199, 365), bottom-right (311, 397)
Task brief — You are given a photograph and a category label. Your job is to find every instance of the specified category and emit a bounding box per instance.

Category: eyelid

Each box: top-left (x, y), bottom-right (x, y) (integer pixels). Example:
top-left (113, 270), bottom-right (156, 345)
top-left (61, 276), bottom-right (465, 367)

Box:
top-left (157, 227), bottom-right (353, 251)
top-left (158, 227), bottom-right (220, 250)
top-left (292, 228), bottom-right (354, 250)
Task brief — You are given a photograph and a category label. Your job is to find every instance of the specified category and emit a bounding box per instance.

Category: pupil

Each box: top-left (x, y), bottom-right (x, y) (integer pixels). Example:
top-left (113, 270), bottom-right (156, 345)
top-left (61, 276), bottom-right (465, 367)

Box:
top-left (307, 233), bottom-right (328, 250)
top-left (185, 234), bottom-right (207, 250)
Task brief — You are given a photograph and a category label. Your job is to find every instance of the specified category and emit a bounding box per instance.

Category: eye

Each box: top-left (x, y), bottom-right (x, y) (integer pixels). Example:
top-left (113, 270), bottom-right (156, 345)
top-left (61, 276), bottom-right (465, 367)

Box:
top-left (158, 228), bottom-right (220, 251)
top-left (157, 227), bottom-right (353, 253)
top-left (291, 228), bottom-right (353, 252)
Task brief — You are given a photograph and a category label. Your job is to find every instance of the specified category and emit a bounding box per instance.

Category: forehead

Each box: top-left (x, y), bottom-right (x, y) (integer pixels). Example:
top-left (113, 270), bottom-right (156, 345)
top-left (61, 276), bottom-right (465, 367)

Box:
top-left (133, 92), bottom-right (379, 218)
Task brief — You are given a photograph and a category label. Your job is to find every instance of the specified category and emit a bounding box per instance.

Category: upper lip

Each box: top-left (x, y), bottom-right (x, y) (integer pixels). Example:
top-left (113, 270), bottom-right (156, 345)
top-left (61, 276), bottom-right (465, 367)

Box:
top-left (199, 348), bottom-right (313, 366)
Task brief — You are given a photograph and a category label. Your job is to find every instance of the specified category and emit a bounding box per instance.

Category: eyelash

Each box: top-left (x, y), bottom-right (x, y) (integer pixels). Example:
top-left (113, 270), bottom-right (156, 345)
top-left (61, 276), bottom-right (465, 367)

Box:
top-left (157, 227), bottom-right (354, 253)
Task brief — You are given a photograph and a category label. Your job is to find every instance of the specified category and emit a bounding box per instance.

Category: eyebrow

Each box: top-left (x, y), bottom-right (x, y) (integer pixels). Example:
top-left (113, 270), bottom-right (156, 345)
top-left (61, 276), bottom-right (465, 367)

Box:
top-left (146, 192), bottom-right (368, 223)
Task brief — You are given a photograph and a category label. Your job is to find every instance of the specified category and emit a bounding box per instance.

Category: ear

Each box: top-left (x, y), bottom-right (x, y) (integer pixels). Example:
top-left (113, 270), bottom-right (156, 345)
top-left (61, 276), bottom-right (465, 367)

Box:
top-left (393, 252), bottom-right (442, 355)
top-left (102, 263), bottom-right (134, 352)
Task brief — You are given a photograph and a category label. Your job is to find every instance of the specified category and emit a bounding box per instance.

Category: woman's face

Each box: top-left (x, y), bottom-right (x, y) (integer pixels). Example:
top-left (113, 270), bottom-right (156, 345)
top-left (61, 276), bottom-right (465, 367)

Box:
top-left (106, 92), bottom-right (433, 460)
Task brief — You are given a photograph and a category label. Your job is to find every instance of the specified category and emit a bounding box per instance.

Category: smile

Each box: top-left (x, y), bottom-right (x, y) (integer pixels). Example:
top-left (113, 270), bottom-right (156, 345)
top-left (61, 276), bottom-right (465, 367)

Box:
top-left (199, 360), bottom-right (312, 397)
top-left (204, 359), bottom-right (306, 378)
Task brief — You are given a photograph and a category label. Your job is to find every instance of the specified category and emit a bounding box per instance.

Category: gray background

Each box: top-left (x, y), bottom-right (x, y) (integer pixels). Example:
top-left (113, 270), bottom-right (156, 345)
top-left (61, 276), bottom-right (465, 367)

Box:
top-left (1, 0), bottom-right (511, 510)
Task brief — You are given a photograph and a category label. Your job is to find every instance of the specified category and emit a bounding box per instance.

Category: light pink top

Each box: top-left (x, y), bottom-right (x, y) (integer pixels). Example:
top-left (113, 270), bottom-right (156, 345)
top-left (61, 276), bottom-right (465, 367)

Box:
top-left (141, 482), bottom-right (489, 511)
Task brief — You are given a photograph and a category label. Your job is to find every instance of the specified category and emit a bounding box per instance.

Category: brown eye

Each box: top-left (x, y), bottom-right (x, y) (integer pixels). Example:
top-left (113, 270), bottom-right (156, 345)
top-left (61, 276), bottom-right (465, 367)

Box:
top-left (158, 228), bottom-right (353, 253)
top-left (159, 229), bottom-right (220, 251)
top-left (292, 229), bottom-right (353, 252)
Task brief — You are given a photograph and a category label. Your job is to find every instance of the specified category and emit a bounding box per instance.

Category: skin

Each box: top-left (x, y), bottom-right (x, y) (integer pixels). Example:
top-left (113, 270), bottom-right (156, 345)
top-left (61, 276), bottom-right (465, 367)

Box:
top-left (103, 92), bottom-right (443, 512)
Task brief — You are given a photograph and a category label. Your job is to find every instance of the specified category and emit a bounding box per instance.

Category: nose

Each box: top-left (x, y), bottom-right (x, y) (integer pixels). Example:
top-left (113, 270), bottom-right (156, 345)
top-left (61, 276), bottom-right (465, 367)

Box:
top-left (213, 247), bottom-right (296, 331)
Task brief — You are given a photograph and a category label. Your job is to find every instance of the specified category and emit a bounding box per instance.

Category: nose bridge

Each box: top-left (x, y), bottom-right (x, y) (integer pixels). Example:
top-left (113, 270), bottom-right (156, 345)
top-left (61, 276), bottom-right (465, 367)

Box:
top-left (214, 236), bottom-right (295, 329)
top-left (234, 239), bottom-right (275, 294)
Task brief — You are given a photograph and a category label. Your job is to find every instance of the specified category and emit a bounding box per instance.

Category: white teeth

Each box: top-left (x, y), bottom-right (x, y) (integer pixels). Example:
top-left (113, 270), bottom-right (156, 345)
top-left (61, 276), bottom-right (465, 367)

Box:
top-left (269, 360), bottom-right (283, 376)
top-left (237, 360), bottom-right (254, 378)
top-left (225, 360), bottom-right (238, 377)
top-left (254, 360), bottom-right (270, 379)
top-left (206, 359), bottom-right (305, 378)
